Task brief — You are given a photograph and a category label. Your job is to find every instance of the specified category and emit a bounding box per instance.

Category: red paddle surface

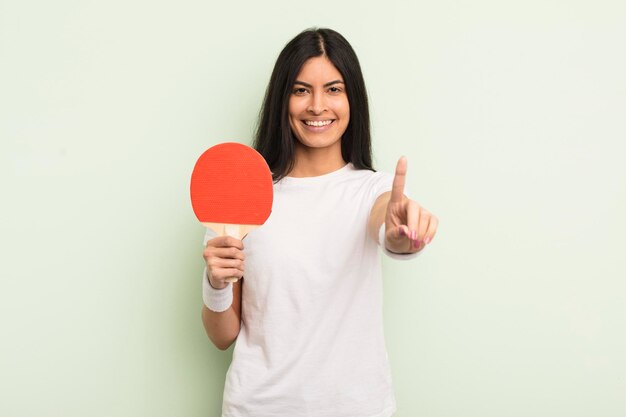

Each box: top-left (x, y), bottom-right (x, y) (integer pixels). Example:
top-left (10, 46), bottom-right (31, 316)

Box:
top-left (190, 142), bottom-right (273, 225)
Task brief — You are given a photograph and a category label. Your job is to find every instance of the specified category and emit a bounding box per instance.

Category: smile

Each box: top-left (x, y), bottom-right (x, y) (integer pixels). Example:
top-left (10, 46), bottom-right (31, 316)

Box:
top-left (303, 119), bottom-right (334, 127)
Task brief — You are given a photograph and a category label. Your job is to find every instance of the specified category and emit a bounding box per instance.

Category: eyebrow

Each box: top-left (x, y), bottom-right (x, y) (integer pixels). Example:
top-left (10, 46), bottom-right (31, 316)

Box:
top-left (294, 80), bottom-right (345, 88)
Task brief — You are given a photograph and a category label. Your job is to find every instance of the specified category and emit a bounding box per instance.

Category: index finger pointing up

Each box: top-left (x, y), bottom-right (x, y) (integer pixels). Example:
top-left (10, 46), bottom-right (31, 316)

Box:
top-left (390, 156), bottom-right (407, 203)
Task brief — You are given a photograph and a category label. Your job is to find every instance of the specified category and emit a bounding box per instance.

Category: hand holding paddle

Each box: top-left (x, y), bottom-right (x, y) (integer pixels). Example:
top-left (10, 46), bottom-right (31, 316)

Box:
top-left (203, 236), bottom-right (245, 289)
top-left (384, 156), bottom-right (438, 253)
top-left (190, 142), bottom-right (273, 283)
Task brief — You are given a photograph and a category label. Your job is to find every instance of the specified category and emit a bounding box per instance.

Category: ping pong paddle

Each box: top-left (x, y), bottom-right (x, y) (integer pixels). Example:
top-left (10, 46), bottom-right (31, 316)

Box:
top-left (190, 142), bottom-right (273, 282)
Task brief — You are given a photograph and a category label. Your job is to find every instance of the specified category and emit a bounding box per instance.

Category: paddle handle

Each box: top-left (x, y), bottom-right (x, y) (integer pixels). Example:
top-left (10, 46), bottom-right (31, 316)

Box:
top-left (203, 222), bottom-right (258, 283)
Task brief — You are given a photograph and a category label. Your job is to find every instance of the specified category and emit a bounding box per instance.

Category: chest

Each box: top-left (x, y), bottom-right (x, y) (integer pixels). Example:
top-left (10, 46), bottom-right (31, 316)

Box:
top-left (242, 182), bottom-right (374, 289)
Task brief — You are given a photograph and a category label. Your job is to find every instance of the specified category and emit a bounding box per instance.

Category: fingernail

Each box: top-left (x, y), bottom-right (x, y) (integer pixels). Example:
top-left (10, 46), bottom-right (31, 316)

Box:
top-left (411, 231), bottom-right (416, 240)
top-left (424, 237), bottom-right (430, 245)
top-left (399, 228), bottom-right (405, 237)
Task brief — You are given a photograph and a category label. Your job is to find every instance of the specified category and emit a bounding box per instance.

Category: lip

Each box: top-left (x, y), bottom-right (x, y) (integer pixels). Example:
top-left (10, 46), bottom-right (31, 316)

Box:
top-left (301, 119), bottom-right (335, 132)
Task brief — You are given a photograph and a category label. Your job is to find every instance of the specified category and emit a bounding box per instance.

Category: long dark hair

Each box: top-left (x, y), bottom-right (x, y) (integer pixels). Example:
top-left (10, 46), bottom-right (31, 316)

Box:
top-left (253, 27), bottom-right (374, 182)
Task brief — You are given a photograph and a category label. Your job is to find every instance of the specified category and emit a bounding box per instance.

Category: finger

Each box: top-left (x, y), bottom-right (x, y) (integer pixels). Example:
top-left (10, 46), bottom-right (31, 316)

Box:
top-left (386, 224), bottom-right (409, 241)
top-left (424, 216), bottom-right (438, 244)
top-left (208, 258), bottom-right (245, 272)
top-left (390, 156), bottom-right (407, 204)
top-left (406, 199), bottom-right (420, 246)
top-left (205, 247), bottom-right (245, 261)
top-left (417, 211), bottom-right (430, 244)
top-left (209, 236), bottom-right (244, 250)
top-left (212, 268), bottom-right (244, 280)
top-left (207, 272), bottom-right (229, 290)
top-left (397, 225), bottom-right (410, 239)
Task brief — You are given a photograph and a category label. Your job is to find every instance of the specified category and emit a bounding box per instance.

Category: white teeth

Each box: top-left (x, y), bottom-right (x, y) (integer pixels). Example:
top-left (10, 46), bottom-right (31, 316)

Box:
top-left (304, 120), bottom-right (333, 127)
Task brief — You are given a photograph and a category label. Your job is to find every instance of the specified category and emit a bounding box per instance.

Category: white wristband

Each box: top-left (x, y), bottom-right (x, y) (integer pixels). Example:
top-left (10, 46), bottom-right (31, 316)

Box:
top-left (378, 223), bottom-right (422, 260)
top-left (202, 267), bottom-right (233, 312)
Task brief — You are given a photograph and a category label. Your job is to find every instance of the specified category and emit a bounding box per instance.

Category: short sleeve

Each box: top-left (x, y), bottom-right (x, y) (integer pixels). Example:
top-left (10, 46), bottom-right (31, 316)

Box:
top-left (369, 171), bottom-right (394, 205)
top-left (369, 170), bottom-right (414, 205)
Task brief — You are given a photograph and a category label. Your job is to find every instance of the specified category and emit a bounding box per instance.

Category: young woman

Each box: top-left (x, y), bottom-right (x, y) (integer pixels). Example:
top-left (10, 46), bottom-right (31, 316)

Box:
top-left (201, 27), bottom-right (438, 417)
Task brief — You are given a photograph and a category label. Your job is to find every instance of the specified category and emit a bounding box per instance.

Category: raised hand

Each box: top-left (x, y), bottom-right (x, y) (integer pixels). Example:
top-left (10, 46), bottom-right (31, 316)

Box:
top-left (384, 156), bottom-right (438, 254)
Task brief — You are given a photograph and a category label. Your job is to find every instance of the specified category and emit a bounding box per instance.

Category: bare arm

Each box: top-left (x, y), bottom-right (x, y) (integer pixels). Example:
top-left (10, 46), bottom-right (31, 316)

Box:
top-left (367, 191), bottom-right (392, 242)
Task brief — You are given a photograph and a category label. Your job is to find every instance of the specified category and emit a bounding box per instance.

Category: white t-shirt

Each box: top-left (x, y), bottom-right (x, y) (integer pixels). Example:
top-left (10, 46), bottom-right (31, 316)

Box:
top-left (203, 162), bottom-right (419, 417)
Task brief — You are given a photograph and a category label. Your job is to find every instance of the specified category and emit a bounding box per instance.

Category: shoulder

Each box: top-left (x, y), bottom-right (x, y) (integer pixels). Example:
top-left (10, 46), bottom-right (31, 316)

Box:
top-left (344, 167), bottom-right (394, 204)
top-left (355, 168), bottom-right (393, 193)
top-left (345, 164), bottom-right (393, 183)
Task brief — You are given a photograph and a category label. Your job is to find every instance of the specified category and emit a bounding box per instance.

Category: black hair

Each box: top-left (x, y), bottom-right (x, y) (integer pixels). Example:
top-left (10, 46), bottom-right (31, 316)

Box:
top-left (253, 27), bottom-right (374, 181)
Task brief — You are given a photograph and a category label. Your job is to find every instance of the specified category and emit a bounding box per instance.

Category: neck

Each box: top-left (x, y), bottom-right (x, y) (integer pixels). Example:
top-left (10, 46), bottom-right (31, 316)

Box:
top-left (289, 143), bottom-right (346, 178)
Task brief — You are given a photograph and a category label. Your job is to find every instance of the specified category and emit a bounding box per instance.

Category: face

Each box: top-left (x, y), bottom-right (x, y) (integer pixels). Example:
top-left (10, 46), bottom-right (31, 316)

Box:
top-left (288, 56), bottom-right (350, 153)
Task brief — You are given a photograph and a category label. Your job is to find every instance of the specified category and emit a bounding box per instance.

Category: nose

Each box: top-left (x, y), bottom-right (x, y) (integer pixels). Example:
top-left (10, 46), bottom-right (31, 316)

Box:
top-left (306, 91), bottom-right (326, 115)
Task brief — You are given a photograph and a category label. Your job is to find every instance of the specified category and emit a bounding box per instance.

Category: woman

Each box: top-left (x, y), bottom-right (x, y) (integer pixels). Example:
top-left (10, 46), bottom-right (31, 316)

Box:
top-left (201, 27), bottom-right (438, 417)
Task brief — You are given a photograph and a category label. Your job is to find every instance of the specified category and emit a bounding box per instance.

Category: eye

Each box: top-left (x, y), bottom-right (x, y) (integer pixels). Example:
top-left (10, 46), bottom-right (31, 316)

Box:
top-left (292, 87), bottom-right (308, 95)
top-left (328, 86), bottom-right (343, 93)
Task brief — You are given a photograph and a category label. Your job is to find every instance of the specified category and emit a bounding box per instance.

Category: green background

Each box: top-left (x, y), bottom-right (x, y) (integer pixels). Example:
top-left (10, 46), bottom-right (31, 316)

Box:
top-left (1, 0), bottom-right (625, 416)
